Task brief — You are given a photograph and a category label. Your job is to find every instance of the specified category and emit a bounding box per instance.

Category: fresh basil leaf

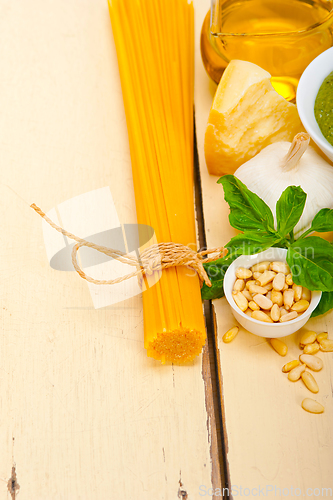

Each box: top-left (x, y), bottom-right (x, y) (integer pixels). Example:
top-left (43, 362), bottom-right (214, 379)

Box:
top-left (201, 258), bottom-right (231, 300)
top-left (201, 282), bottom-right (225, 301)
top-left (311, 291), bottom-right (333, 317)
top-left (201, 232), bottom-right (280, 301)
top-left (276, 186), bottom-right (306, 237)
top-left (287, 237), bottom-right (333, 291)
top-left (272, 240), bottom-right (288, 249)
top-left (218, 175), bottom-right (276, 233)
top-left (308, 208), bottom-right (333, 233)
top-left (223, 232), bottom-right (281, 260)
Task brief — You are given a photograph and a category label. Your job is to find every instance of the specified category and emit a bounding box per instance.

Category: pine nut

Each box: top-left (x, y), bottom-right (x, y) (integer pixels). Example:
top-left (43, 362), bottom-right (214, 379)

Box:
top-left (232, 261), bottom-right (314, 325)
top-left (291, 300), bottom-right (310, 313)
top-left (288, 363), bottom-right (306, 381)
top-left (271, 290), bottom-right (283, 307)
top-left (251, 261), bottom-right (270, 273)
top-left (270, 261), bottom-right (290, 274)
top-left (249, 300), bottom-right (260, 311)
top-left (271, 303), bottom-right (281, 322)
top-left (223, 326), bottom-right (239, 343)
top-left (270, 338), bottom-right (288, 356)
top-left (246, 280), bottom-right (257, 290)
top-left (280, 308), bottom-right (288, 317)
top-left (283, 289), bottom-right (294, 310)
top-left (257, 270), bottom-right (276, 287)
top-left (272, 272), bottom-right (285, 291)
top-left (236, 267), bottom-right (252, 280)
top-left (279, 311), bottom-right (298, 322)
top-left (301, 398), bottom-right (324, 414)
top-left (282, 359), bottom-right (300, 373)
top-left (299, 354), bottom-right (323, 371)
top-left (300, 331), bottom-right (317, 346)
top-left (319, 339), bottom-right (333, 352)
top-left (301, 287), bottom-right (311, 301)
top-left (233, 279), bottom-right (245, 292)
top-left (285, 273), bottom-right (293, 286)
top-left (301, 371), bottom-right (319, 393)
top-left (303, 343), bottom-right (320, 355)
top-left (248, 283), bottom-right (268, 295)
top-left (232, 291), bottom-right (248, 312)
top-left (251, 310), bottom-right (273, 323)
top-left (292, 284), bottom-right (303, 302)
top-left (317, 332), bottom-right (328, 343)
top-left (253, 294), bottom-right (273, 310)
top-left (241, 289), bottom-right (252, 301)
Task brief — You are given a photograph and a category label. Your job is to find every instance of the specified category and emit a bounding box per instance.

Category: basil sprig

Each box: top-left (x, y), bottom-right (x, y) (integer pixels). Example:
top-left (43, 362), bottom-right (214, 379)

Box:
top-left (201, 175), bottom-right (333, 317)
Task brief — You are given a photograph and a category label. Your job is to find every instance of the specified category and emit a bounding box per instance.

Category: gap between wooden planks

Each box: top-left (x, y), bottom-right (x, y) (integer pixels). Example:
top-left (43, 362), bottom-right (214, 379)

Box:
top-left (194, 123), bottom-right (230, 496)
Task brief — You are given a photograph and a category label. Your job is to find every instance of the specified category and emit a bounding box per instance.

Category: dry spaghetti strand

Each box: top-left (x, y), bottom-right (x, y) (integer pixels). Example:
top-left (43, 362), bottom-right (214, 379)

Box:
top-left (109, 0), bottom-right (205, 363)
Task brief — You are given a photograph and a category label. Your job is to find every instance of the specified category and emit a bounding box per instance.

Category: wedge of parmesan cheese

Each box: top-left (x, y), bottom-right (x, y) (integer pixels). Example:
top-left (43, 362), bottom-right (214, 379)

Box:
top-left (204, 60), bottom-right (303, 175)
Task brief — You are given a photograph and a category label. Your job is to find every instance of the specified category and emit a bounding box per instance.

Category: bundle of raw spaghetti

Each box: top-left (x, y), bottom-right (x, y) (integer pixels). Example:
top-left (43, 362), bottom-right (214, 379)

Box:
top-left (108, 0), bottom-right (206, 363)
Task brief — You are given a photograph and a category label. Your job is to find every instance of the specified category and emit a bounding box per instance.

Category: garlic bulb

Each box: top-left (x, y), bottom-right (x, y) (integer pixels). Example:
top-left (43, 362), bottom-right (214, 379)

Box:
top-left (235, 133), bottom-right (333, 236)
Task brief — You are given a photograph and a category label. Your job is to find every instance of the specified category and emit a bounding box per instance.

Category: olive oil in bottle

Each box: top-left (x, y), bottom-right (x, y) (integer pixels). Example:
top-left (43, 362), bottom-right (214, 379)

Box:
top-left (201, 0), bottom-right (333, 100)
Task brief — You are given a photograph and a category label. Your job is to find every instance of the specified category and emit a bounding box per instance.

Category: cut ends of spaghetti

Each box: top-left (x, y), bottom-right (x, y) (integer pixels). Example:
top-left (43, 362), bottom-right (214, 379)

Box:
top-left (146, 328), bottom-right (206, 364)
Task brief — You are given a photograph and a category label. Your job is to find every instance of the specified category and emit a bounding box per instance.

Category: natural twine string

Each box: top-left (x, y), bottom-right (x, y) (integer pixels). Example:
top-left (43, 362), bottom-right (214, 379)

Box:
top-left (31, 204), bottom-right (225, 288)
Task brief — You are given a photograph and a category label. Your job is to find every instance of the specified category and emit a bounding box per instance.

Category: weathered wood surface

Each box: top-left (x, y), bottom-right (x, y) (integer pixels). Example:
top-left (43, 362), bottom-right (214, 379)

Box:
top-left (0, 1), bottom-right (215, 498)
top-left (194, 1), bottom-right (333, 497)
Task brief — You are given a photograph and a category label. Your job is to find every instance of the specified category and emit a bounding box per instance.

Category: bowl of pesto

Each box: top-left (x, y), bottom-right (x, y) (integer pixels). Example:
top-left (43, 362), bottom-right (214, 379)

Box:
top-left (297, 47), bottom-right (333, 162)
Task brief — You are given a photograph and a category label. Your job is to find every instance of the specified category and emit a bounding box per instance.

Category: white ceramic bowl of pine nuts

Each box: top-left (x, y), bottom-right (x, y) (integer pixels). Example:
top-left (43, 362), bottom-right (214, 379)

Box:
top-left (223, 248), bottom-right (322, 338)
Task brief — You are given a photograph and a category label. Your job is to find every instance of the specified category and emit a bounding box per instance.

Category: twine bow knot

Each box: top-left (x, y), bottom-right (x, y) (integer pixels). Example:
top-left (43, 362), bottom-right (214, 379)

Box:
top-left (31, 204), bottom-right (225, 287)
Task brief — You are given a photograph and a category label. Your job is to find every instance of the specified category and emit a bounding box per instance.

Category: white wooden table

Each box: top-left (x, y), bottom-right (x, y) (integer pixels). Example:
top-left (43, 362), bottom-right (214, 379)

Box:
top-left (1, 1), bottom-right (332, 499)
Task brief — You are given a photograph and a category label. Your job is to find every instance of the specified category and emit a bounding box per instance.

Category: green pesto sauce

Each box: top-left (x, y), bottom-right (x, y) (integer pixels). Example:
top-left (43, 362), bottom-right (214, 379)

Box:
top-left (314, 71), bottom-right (333, 146)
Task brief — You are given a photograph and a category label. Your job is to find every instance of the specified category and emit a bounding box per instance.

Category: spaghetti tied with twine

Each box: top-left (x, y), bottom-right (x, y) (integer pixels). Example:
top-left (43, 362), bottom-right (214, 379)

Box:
top-left (31, 204), bottom-right (226, 288)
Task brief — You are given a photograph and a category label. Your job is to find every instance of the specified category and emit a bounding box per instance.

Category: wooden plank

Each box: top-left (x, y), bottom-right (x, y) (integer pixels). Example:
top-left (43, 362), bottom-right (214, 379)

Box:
top-left (0, 1), bottom-right (214, 498)
top-left (194, 1), bottom-right (333, 497)
top-left (194, 151), bottom-right (224, 495)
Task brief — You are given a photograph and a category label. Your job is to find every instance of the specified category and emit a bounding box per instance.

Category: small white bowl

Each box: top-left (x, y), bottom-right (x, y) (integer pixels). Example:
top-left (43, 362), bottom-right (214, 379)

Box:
top-left (223, 247), bottom-right (322, 338)
top-left (297, 47), bottom-right (333, 162)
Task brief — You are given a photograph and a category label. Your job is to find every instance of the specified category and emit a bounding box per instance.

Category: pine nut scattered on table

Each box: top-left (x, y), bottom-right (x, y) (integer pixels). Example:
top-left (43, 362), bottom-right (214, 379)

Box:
top-left (319, 339), bottom-right (333, 352)
top-left (317, 332), bottom-right (328, 343)
top-left (300, 331), bottom-right (317, 347)
top-left (301, 398), bottom-right (324, 414)
top-left (303, 342), bottom-right (320, 355)
top-left (301, 371), bottom-right (319, 394)
top-left (223, 326), bottom-right (239, 343)
top-left (282, 360), bottom-right (300, 373)
top-left (288, 363), bottom-right (306, 381)
top-left (299, 354), bottom-right (323, 371)
top-left (270, 338), bottom-right (288, 356)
